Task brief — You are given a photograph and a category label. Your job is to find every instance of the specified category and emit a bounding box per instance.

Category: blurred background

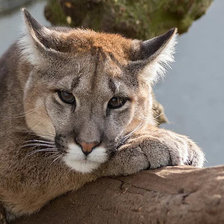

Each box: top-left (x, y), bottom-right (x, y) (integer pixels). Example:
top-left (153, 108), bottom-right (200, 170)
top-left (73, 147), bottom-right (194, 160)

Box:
top-left (0, 0), bottom-right (223, 166)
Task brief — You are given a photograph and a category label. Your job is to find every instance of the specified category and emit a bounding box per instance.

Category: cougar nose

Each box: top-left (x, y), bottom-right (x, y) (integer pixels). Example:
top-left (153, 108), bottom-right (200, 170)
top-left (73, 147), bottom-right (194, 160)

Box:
top-left (76, 139), bottom-right (100, 156)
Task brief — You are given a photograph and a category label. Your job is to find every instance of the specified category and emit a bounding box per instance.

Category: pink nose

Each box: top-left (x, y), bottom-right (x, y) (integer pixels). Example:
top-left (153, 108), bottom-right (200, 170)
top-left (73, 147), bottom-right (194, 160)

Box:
top-left (79, 142), bottom-right (99, 156)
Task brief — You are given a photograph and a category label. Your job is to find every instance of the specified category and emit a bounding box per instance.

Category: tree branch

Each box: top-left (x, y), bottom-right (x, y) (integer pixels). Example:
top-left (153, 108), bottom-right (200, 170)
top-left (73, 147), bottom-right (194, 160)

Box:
top-left (13, 166), bottom-right (224, 224)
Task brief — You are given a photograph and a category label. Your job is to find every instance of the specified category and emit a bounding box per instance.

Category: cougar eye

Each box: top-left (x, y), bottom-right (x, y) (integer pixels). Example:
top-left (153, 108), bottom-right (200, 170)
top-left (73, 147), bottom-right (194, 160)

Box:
top-left (57, 90), bottom-right (76, 105)
top-left (108, 97), bottom-right (128, 109)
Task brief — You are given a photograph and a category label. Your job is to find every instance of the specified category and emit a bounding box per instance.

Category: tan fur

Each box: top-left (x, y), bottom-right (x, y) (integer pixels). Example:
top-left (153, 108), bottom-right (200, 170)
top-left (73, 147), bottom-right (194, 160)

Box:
top-left (0, 10), bottom-right (205, 222)
top-left (64, 30), bottom-right (132, 61)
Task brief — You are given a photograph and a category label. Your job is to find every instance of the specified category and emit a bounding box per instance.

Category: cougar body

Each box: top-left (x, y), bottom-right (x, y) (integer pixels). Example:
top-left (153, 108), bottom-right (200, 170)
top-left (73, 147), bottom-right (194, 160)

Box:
top-left (0, 9), bottom-right (204, 221)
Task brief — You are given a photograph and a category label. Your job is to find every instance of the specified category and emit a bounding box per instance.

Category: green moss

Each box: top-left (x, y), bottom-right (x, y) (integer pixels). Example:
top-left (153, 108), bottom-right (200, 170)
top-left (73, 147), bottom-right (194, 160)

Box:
top-left (45, 0), bottom-right (67, 26)
top-left (44, 0), bottom-right (213, 39)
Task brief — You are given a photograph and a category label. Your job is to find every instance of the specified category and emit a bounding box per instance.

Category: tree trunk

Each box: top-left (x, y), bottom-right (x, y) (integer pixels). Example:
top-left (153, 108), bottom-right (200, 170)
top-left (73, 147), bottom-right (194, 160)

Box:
top-left (44, 0), bottom-right (213, 39)
top-left (14, 166), bottom-right (224, 224)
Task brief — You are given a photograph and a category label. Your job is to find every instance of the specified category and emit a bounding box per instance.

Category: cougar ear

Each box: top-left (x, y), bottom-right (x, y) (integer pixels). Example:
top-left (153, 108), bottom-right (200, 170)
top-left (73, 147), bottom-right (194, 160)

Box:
top-left (19, 9), bottom-right (68, 65)
top-left (130, 28), bottom-right (177, 84)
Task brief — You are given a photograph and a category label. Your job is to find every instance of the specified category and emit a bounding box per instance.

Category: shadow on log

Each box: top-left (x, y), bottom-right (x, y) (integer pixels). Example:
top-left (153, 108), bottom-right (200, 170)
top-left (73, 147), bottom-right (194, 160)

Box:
top-left (14, 166), bottom-right (224, 224)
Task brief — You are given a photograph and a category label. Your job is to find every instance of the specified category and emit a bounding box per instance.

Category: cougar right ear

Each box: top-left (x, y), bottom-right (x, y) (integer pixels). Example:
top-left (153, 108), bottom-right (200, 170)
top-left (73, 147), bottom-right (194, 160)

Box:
top-left (19, 9), bottom-right (70, 65)
top-left (129, 28), bottom-right (177, 84)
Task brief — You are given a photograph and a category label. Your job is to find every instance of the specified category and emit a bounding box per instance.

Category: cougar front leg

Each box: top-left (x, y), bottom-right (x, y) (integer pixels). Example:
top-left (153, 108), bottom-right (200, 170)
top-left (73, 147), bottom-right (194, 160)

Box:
top-left (101, 127), bottom-right (205, 176)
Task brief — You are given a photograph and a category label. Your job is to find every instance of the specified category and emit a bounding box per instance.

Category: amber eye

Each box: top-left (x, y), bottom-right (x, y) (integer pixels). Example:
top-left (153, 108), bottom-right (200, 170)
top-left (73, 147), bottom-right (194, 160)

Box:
top-left (57, 90), bottom-right (76, 105)
top-left (108, 97), bottom-right (128, 109)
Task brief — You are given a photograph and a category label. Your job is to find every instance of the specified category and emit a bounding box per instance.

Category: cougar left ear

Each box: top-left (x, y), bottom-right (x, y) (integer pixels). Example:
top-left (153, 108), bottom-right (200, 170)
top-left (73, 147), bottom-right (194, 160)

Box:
top-left (130, 28), bottom-right (177, 84)
top-left (19, 9), bottom-right (69, 65)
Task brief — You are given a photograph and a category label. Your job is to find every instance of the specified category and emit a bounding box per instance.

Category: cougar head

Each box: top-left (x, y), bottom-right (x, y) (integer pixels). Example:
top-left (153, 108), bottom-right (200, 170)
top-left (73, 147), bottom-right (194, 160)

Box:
top-left (19, 9), bottom-right (177, 173)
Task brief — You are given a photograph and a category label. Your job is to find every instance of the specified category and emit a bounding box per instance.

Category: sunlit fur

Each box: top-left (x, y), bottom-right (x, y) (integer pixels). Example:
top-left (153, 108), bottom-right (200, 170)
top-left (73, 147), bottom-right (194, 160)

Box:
top-left (141, 34), bottom-right (177, 84)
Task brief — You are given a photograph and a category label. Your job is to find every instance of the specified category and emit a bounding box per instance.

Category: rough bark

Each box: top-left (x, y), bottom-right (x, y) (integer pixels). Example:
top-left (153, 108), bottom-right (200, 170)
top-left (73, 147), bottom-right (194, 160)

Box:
top-left (44, 0), bottom-right (213, 39)
top-left (13, 166), bottom-right (224, 224)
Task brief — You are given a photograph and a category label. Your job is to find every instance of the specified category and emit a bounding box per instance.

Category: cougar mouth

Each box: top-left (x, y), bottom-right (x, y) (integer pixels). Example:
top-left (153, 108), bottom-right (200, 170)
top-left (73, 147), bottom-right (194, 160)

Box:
top-left (62, 143), bottom-right (108, 173)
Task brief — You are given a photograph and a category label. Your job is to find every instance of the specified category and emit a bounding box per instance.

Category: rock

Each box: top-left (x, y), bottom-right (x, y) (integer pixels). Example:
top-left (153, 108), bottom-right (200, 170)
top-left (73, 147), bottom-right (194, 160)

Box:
top-left (44, 0), bottom-right (213, 39)
top-left (14, 166), bottom-right (224, 224)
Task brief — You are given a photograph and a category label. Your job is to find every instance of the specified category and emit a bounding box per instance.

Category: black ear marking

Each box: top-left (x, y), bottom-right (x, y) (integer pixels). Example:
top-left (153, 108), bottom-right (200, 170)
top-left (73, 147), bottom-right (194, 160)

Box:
top-left (22, 8), bottom-right (43, 35)
top-left (22, 8), bottom-right (54, 50)
top-left (22, 8), bottom-right (49, 47)
top-left (129, 28), bottom-right (177, 83)
top-left (140, 28), bottom-right (177, 61)
top-left (21, 8), bottom-right (71, 53)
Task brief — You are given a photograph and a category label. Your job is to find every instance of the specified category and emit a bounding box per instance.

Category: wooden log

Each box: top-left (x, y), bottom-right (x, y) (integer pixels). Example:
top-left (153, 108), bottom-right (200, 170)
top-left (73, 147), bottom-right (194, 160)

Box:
top-left (14, 166), bottom-right (224, 224)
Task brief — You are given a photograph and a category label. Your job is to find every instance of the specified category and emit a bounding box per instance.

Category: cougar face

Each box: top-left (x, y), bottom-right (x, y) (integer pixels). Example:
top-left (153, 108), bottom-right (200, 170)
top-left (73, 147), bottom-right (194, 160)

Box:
top-left (20, 10), bottom-right (176, 173)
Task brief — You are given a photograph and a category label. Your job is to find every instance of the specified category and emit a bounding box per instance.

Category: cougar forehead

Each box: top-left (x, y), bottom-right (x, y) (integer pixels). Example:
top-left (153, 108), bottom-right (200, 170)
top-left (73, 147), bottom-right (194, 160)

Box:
top-left (64, 29), bottom-right (133, 61)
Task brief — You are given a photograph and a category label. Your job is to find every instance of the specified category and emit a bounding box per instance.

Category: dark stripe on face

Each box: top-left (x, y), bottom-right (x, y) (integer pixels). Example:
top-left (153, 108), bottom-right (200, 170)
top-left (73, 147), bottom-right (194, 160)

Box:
top-left (90, 48), bottom-right (100, 91)
top-left (71, 76), bottom-right (81, 90)
top-left (91, 49), bottom-right (110, 91)
top-left (108, 79), bottom-right (116, 94)
top-left (108, 52), bottom-right (124, 70)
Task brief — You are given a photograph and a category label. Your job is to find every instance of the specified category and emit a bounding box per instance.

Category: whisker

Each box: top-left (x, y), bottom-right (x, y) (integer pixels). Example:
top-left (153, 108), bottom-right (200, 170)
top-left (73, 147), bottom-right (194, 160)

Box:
top-left (114, 121), bottom-right (144, 149)
top-left (21, 143), bottom-right (56, 149)
top-left (3, 125), bottom-right (55, 141)
top-left (12, 109), bottom-right (37, 119)
top-left (3, 108), bottom-right (37, 120)
top-left (20, 120), bottom-right (55, 140)
top-left (50, 154), bottom-right (63, 166)
top-left (48, 153), bottom-right (61, 159)
top-left (26, 148), bottom-right (58, 157)
top-left (23, 139), bottom-right (55, 145)
top-left (154, 112), bottom-right (162, 120)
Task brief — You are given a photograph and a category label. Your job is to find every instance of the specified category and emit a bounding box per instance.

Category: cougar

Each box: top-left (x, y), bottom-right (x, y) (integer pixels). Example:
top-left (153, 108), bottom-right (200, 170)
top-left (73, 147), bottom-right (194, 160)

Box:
top-left (0, 9), bottom-right (204, 223)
